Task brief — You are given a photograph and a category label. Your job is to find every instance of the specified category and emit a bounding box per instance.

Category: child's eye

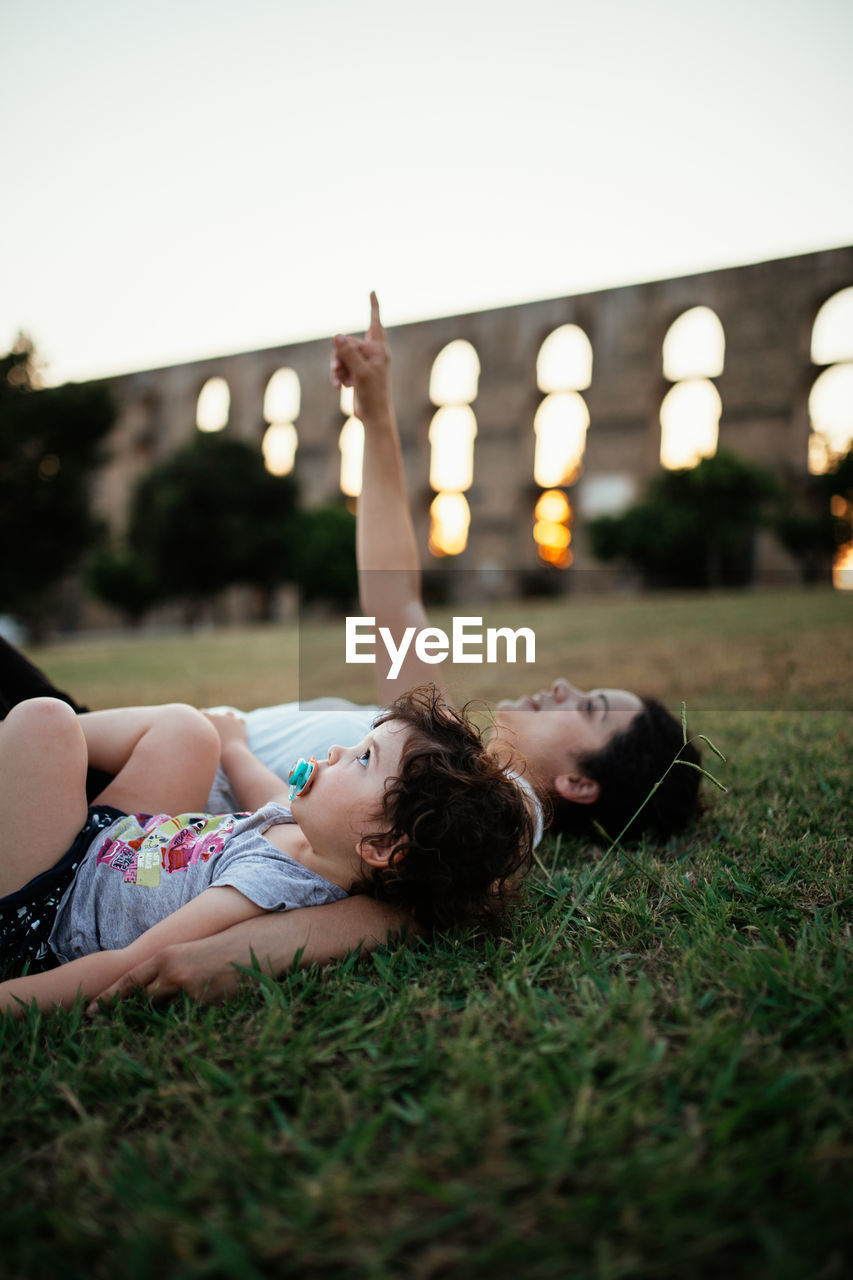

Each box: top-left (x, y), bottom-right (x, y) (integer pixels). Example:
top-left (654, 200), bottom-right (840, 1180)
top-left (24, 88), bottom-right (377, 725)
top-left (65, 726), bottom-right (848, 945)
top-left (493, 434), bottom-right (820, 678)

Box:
top-left (357, 748), bottom-right (371, 767)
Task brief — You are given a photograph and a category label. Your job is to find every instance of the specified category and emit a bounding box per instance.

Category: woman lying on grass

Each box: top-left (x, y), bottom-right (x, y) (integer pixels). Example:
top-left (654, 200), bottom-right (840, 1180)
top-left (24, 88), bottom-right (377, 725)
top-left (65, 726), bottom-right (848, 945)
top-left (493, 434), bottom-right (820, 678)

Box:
top-left (0, 688), bottom-right (533, 1015)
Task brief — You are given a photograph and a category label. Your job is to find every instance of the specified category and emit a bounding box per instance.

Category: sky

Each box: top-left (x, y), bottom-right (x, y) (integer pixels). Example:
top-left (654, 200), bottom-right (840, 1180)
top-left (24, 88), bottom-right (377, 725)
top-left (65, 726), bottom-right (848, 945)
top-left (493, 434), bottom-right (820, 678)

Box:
top-left (2, 0), bottom-right (852, 386)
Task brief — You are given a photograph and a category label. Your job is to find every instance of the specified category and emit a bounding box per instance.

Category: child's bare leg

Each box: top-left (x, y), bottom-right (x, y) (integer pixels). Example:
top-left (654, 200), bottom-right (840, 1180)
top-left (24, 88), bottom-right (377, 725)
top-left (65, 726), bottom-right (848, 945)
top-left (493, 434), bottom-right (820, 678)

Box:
top-left (0, 699), bottom-right (89, 897)
top-left (80, 704), bottom-right (221, 816)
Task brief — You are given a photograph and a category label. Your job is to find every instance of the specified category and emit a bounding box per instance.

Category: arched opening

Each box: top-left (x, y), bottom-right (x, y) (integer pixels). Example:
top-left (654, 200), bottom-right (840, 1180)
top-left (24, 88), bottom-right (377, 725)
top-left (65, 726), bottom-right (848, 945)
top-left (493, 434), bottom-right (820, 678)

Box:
top-left (532, 325), bottom-right (592, 569)
top-left (262, 367), bottom-right (300, 476)
top-left (429, 492), bottom-right (471, 558)
top-left (660, 308), bottom-right (724, 471)
top-left (262, 424), bottom-right (298, 477)
top-left (196, 377), bottom-right (230, 433)
top-left (428, 340), bottom-right (480, 557)
top-left (533, 392), bottom-right (590, 488)
top-left (533, 488), bottom-right (573, 568)
top-left (808, 364), bottom-right (853, 474)
top-left (428, 406), bottom-right (477, 492)
top-left (662, 306), bottom-right (725, 381)
top-left (429, 340), bottom-right (480, 406)
top-left (811, 287), bottom-right (853, 366)
top-left (263, 367), bottom-right (300, 424)
top-left (809, 290), bottom-right (853, 589)
top-left (339, 413), bottom-right (364, 499)
top-left (536, 324), bottom-right (593, 393)
top-left (660, 379), bottom-right (722, 470)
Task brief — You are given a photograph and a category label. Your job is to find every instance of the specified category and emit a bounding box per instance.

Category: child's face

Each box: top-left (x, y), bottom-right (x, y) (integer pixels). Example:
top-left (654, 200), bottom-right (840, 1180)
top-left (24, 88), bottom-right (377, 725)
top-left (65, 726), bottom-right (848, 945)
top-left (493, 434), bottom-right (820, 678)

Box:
top-left (289, 719), bottom-right (411, 868)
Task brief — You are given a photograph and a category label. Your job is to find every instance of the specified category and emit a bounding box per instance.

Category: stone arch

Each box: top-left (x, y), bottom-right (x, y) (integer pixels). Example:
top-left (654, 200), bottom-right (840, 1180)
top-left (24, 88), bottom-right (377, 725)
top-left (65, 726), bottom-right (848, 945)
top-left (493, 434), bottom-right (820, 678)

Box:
top-left (428, 340), bottom-right (480, 556)
top-left (807, 287), bottom-right (853, 590)
top-left (531, 324), bottom-right (593, 567)
top-left (338, 385), bottom-right (364, 498)
top-left (660, 307), bottom-right (724, 469)
top-left (811, 286), bottom-right (853, 366)
top-left (533, 391), bottom-right (590, 488)
top-left (533, 488), bottom-right (572, 568)
top-left (196, 376), bottom-right (230, 434)
top-left (808, 288), bottom-right (853, 474)
top-left (429, 339), bottom-right (480, 406)
top-left (662, 306), bottom-right (725, 381)
top-left (536, 323), bottom-right (593, 393)
top-left (262, 367), bottom-right (300, 476)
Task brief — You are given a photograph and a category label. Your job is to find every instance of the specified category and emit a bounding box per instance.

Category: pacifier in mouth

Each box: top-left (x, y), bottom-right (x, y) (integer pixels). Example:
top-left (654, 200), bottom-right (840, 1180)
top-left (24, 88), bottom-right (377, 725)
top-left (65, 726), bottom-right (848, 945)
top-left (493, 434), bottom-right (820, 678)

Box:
top-left (288, 757), bottom-right (318, 802)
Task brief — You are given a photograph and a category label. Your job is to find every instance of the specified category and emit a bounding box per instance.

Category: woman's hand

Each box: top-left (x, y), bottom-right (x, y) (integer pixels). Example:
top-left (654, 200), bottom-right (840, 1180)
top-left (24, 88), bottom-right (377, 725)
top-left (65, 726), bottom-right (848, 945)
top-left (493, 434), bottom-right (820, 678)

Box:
top-left (87, 898), bottom-right (420, 1012)
top-left (331, 292), bottom-right (392, 424)
top-left (88, 936), bottom-right (246, 1009)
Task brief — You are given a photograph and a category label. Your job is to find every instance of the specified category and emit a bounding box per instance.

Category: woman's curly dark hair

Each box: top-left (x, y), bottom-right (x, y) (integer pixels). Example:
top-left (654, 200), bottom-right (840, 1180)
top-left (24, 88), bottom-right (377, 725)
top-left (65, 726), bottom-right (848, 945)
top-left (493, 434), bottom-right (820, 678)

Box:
top-left (354, 686), bottom-right (536, 934)
top-left (549, 696), bottom-right (703, 846)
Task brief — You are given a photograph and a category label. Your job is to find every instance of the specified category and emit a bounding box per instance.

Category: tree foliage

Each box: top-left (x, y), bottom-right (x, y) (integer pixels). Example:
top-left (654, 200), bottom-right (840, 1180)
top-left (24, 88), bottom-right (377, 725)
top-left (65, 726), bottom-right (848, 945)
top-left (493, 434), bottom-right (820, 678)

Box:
top-left (86, 434), bottom-right (358, 624)
top-left (773, 448), bottom-right (853, 580)
top-left (119, 434), bottom-right (300, 615)
top-left (587, 450), bottom-right (780, 588)
top-left (84, 546), bottom-right (162, 626)
top-left (285, 503), bottom-right (358, 607)
top-left (0, 336), bottom-right (115, 624)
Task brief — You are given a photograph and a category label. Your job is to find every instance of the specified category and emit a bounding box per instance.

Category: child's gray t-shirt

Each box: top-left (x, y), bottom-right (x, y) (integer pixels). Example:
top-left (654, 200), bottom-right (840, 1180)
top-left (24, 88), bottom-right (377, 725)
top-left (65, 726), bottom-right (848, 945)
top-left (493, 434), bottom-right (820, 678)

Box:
top-left (49, 801), bottom-right (348, 963)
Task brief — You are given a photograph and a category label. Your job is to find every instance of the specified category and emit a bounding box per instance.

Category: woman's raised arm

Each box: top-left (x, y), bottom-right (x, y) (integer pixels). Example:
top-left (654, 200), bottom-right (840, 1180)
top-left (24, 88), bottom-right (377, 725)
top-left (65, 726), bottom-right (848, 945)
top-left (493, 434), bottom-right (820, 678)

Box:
top-left (332, 293), bottom-right (449, 706)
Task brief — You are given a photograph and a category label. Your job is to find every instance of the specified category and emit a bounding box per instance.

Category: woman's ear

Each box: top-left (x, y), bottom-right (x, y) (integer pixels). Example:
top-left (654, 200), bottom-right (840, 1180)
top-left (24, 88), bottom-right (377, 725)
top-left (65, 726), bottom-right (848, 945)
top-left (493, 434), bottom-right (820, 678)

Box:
top-left (553, 773), bottom-right (600, 806)
top-left (356, 838), bottom-right (395, 869)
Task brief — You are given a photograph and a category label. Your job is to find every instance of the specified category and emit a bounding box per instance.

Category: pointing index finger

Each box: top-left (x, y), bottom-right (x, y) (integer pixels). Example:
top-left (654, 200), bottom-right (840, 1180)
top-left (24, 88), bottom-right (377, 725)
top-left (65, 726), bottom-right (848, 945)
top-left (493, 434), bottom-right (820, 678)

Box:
top-left (368, 290), bottom-right (383, 338)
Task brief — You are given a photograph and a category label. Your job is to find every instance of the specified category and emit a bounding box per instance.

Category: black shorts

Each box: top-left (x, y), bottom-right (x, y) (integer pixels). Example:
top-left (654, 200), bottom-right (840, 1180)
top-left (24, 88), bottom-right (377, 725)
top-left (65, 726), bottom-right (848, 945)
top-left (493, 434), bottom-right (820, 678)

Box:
top-left (0, 804), bottom-right (126, 975)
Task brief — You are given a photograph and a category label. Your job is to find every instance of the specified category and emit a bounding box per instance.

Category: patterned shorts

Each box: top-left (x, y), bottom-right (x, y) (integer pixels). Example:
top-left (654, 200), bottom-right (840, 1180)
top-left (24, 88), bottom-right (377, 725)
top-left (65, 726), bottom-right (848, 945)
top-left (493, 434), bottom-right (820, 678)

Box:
top-left (0, 805), bottom-right (125, 974)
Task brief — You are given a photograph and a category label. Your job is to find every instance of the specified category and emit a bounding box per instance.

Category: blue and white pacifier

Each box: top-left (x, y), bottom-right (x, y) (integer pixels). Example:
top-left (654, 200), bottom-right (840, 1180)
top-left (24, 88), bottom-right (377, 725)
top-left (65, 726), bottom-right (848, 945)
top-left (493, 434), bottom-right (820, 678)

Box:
top-left (288, 757), bottom-right (318, 802)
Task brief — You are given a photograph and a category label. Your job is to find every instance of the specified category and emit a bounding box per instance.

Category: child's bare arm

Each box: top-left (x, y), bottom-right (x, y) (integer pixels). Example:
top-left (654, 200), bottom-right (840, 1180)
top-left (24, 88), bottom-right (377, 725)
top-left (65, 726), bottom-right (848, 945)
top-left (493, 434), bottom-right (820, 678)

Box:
top-left (0, 884), bottom-right (266, 1017)
top-left (90, 895), bottom-right (422, 1008)
top-left (204, 712), bottom-right (291, 811)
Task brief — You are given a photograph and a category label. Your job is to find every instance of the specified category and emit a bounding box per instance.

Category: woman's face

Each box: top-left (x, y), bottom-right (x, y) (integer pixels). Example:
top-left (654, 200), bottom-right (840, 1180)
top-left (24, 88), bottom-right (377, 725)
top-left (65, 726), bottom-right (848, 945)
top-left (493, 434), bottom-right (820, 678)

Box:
top-left (493, 678), bottom-right (643, 788)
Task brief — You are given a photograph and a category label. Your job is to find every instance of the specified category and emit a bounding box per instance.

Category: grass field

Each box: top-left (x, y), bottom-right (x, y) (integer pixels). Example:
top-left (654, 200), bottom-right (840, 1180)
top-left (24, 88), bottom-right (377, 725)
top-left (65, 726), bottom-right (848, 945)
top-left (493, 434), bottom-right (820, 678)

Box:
top-left (1, 586), bottom-right (851, 1278)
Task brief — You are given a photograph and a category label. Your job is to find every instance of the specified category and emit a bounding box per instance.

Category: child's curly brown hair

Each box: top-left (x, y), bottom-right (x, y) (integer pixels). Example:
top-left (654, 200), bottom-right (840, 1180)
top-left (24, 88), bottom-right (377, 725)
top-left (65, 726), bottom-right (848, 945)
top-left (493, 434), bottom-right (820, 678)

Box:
top-left (353, 686), bottom-right (536, 933)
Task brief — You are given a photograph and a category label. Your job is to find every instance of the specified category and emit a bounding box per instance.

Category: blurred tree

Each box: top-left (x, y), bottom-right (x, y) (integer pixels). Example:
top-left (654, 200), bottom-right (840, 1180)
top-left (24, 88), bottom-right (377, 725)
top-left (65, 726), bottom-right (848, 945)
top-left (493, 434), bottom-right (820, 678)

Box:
top-left (118, 434), bottom-right (300, 622)
top-left (286, 503), bottom-right (357, 609)
top-left (774, 448), bottom-right (853, 582)
top-left (587, 450), bottom-right (780, 588)
top-left (84, 546), bottom-right (161, 626)
top-left (0, 335), bottom-right (115, 632)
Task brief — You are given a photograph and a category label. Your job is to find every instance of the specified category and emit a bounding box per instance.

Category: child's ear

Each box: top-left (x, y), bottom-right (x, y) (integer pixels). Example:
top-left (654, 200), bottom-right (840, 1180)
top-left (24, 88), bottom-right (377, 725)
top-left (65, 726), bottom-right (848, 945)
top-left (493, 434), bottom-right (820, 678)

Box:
top-left (356, 838), bottom-right (395, 869)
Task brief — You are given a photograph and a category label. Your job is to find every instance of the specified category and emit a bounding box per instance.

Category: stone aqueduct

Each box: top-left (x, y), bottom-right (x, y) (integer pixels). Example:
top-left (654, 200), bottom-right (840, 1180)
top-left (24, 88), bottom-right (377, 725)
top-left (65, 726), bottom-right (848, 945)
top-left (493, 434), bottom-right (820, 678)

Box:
top-left (93, 246), bottom-right (853, 610)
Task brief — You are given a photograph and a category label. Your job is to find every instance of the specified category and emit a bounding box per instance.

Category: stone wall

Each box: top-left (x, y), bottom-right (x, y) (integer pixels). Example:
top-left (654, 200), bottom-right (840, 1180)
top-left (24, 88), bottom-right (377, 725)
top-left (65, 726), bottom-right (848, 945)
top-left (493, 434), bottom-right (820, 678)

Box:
top-left (92, 245), bottom-right (853, 612)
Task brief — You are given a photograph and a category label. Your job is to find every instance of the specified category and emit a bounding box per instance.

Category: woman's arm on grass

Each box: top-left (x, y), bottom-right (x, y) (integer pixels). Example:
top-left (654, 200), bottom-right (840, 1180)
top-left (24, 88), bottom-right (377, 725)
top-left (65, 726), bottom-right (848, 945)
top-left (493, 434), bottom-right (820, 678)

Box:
top-left (0, 885), bottom-right (266, 1017)
top-left (89, 895), bottom-right (421, 1008)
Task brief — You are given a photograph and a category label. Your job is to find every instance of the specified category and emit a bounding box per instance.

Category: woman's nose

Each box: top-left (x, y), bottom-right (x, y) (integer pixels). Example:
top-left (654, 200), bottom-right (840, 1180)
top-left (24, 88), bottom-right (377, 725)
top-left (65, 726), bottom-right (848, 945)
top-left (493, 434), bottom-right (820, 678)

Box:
top-left (552, 678), bottom-right (584, 700)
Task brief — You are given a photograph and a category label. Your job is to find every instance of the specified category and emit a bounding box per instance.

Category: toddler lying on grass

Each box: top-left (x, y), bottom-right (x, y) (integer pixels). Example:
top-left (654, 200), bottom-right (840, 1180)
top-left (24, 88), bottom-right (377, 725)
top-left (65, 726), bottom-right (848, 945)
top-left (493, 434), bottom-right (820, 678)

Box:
top-left (0, 688), bottom-right (534, 1015)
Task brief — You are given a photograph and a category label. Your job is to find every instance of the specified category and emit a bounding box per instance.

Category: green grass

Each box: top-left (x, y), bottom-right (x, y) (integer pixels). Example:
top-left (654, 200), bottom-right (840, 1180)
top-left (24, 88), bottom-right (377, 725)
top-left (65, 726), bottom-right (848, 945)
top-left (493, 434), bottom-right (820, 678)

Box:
top-left (2, 587), bottom-right (852, 1278)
